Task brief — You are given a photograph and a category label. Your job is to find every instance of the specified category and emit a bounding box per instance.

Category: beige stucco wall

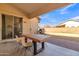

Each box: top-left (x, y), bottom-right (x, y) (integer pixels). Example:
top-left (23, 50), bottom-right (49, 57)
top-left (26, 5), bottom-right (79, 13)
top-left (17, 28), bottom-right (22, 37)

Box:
top-left (0, 4), bottom-right (39, 40)
top-left (30, 17), bottom-right (39, 34)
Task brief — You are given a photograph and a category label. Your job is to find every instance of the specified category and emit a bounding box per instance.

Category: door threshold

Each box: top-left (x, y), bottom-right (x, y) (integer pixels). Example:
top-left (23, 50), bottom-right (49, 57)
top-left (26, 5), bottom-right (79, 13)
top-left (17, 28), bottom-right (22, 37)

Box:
top-left (0, 39), bottom-right (16, 43)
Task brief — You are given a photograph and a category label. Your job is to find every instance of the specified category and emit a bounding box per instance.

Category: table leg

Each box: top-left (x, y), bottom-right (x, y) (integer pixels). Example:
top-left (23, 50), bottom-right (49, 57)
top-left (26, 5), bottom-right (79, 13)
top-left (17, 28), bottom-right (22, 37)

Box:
top-left (42, 42), bottom-right (45, 49)
top-left (33, 41), bottom-right (37, 55)
top-left (37, 42), bottom-right (45, 53)
top-left (33, 41), bottom-right (45, 55)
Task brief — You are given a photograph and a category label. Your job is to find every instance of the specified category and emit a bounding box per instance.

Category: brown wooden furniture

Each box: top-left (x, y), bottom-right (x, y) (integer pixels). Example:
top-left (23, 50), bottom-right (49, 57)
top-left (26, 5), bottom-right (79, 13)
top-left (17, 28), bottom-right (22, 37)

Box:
top-left (23, 34), bottom-right (50, 55)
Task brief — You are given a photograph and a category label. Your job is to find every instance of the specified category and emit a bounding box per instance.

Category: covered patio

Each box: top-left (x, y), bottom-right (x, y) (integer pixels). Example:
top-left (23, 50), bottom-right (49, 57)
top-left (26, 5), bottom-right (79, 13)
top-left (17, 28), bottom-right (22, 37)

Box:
top-left (1, 3), bottom-right (79, 56)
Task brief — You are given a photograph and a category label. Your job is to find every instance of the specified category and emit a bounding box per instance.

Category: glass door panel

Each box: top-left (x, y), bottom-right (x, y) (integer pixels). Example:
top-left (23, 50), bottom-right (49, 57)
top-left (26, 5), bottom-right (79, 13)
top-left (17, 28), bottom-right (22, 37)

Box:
top-left (14, 17), bottom-right (22, 37)
top-left (5, 15), bottom-right (14, 39)
top-left (2, 15), bottom-right (14, 39)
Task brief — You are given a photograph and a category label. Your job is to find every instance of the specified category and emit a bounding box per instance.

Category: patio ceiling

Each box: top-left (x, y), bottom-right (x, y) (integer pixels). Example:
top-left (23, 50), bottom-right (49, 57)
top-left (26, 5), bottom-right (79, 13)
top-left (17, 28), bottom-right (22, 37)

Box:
top-left (11, 3), bottom-right (71, 18)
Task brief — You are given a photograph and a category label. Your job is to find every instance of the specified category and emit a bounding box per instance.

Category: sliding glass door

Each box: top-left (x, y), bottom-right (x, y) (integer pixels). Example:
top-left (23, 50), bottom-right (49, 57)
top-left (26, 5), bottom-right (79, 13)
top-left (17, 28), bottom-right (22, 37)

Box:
top-left (2, 14), bottom-right (23, 40)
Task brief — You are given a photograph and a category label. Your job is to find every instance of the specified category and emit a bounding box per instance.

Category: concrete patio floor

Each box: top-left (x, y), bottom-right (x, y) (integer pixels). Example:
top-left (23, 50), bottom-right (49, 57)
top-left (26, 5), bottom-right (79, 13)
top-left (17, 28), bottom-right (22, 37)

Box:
top-left (37, 43), bottom-right (79, 56)
top-left (0, 40), bottom-right (79, 56)
top-left (47, 35), bottom-right (79, 51)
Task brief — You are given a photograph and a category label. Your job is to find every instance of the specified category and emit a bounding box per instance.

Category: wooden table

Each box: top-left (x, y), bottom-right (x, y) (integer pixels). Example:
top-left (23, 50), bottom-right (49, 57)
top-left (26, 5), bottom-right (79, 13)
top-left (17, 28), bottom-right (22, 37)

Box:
top-left (23, 34), bottom-right (50, 55)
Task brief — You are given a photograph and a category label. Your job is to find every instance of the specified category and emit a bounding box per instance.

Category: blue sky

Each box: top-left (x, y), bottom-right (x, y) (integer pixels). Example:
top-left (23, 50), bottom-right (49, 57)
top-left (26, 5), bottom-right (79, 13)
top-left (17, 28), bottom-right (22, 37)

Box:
top-left (39, 3), bottom-right (79, 26)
